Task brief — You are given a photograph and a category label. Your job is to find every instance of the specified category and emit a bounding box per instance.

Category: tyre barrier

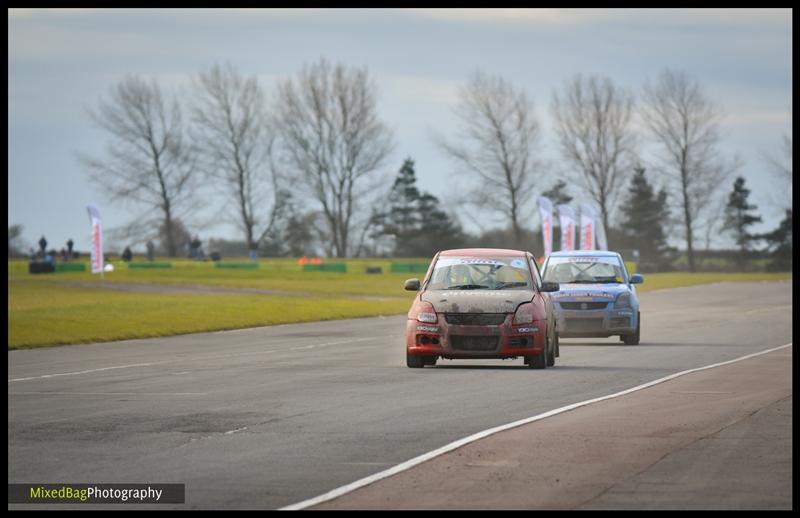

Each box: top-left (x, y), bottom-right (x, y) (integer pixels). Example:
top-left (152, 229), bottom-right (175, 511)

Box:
top-left (302, 263), bottom-right (347, 273)
top-left (55, 263), bottom-right (87, 272)
top-left (215, 262), bottom-right (259, 269)
top-left (28, 262), bottom-right (55, 274)
top-left (127, 262), bottom-right (173, 269)
top-left (390, 263), bottom-right (428, 273)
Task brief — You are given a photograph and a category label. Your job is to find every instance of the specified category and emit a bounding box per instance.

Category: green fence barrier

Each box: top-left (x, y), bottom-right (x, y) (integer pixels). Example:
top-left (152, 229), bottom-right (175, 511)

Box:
top-left (302, 263), bottom-right (347, 273)
top-left (55, 263), bottom-right (86, 272)
top-left (390, 263), bottom-right (428, 273)
top-left (127, 262), bottom-right (173, 269)
top-left (214, 262), bottom-right (259, 269)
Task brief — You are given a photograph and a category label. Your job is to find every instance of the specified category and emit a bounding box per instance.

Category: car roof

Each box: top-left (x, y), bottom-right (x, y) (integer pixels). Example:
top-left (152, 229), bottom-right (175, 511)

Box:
top-left (439, 248), bottom-right (528, 257)
top-left (548, 250), bottom-right (621, 257)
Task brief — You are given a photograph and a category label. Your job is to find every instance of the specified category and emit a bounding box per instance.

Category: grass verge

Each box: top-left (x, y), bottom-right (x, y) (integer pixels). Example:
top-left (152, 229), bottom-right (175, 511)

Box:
top-left (7, 270), bottom-right (790, 349)
top-left (8, 280), bottom-right (410, 349)
top-left (633, 272), bottom-right (792, 293)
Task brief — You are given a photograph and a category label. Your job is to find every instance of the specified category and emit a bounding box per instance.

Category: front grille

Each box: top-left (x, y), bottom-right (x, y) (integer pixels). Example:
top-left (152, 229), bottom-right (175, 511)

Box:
top-left (450, 335), bottom-right (500, 352)
top-left (445, 313), bottom-right (506, 326)
top-left (559, 302), bottom-right (609, 310)
top-left (564, 319), bottom-right (604, 332)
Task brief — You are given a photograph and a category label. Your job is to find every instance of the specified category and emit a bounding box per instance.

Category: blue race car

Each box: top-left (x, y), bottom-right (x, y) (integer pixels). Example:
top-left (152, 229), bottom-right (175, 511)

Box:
top-left (541, 251), bottom-right (643, 345)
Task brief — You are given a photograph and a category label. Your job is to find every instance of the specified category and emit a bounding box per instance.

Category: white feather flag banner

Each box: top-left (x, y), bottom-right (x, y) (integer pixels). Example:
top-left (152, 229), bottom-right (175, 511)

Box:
top-left (579, 203), bottom-right (596, 251)
top-left (556, 204), bottom-right (576, 251)
top-left (86, 204), bottom-right (104, 274)
top-left (537, 196), bottom-right (554, 258)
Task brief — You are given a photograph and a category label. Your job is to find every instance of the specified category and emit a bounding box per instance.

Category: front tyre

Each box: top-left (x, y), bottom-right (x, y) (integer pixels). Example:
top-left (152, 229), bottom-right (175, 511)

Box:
top-left (526, 336), bottom-right (547, 369)
top-left (526, 352), bottom-right (546, 369)
top-left (546, 332), bottom-right (556, 367)
top-left (623, 312), bottom-right (641, 345)
top-left (407, 353), bottom-right (425, 368)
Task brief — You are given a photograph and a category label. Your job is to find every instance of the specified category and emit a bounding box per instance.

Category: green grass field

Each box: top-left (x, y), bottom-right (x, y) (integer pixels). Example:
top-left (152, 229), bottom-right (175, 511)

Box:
top-left (8, 280), bottom-right (412, 349)
top-left (631, 272), bottom-right (792, 293)
top-left (7, 258), bottom-right (791, 349)
top-left (8, 258), bottom-right (429, 296)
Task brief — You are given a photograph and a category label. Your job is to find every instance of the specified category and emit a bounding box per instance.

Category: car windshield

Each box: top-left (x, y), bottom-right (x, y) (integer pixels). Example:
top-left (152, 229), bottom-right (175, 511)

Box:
top-left (426, 256), bottom-right (532, 290)
top-left (543, 256), bottom-right (626, 284)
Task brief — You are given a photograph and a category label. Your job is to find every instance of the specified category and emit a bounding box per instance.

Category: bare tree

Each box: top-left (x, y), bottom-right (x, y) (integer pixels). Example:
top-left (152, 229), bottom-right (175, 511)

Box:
top-left (437, 71), bottom-right (542, 245)
top-left (8, 224), bottom-right (25, 258)
top-left (698, 192), bottom-right (731, 268)
top-left (191, 63), bottom-right (288, 250)
top-left (80, 75), bottom-right (196, 257)
top-left (551, 74), bottom-right (637, 237)
top-left (641, 69), bottom-right (741, 272)
top-left (274, 59), bottom-right (394, 257)
top-left (762, 134), bottom-right (792, 210)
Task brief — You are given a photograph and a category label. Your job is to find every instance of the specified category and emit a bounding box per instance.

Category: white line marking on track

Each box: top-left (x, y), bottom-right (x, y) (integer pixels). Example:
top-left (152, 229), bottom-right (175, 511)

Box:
top-left (280, 342), bottom-right (793, 510)
top-left (9, 391), bottom-right (207, 396)
top-left (8, 336), bottom-right (392, 383)
top-left (7, 362), bottom-right (165, 382)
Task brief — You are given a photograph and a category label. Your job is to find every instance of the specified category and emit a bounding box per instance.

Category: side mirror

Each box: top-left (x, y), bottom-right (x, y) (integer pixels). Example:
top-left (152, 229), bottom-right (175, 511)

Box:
top-left (630, 273), bottom-right (644, 284)
top-left (540, 282), bottom-right (560, 293)
top-left (404, 278), bottom-right (421, 291)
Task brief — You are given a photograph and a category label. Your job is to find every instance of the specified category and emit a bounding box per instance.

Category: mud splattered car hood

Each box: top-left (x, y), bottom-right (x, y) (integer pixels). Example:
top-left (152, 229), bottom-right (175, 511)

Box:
top-left (421, 290), bottom-right (535, 314)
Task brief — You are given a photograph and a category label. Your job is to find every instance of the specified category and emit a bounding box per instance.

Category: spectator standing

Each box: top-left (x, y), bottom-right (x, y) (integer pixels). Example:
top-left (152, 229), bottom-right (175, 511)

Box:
top-left (248, 240), bottom-right (258, 262)
top-left (38, 236), bottom-right (47, 257)
top-left (146, 240), bottom-right (155, 262)
top-left (66, 239), bottom-right (74, 260)
top-left (190, 235), bottom-right (202, 260)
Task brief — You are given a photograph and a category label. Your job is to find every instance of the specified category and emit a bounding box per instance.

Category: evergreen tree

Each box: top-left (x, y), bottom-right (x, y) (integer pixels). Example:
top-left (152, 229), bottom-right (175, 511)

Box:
top-left (385, 158), bottom-right (422, 252)
top-left (283, 213), bottom-right (317, 257)
top-left (377, 158), bottom-right (465, 257)
top-left (619, 166), bottom-right (671, 269)
top-left (722, 177), bottom-right (763, 259)
top-left (761, 209), bottom-right (792, 272)
top-left (414, 193), bottom-right (467, 256)
top-left (157, 218), bottom-right (192, 257)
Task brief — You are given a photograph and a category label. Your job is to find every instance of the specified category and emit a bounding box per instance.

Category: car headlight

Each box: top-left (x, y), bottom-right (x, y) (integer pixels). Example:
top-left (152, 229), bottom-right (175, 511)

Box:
top-left (408, 298), bottom-right (438, 323)
top-left (513, 302), bottom-right (534, 324)
top-left (412, 299), bottom-right (438, 323)
top-left (417, 312), bottom-right (437, 323)
top-left (615, 293), bottom-right (631, 309)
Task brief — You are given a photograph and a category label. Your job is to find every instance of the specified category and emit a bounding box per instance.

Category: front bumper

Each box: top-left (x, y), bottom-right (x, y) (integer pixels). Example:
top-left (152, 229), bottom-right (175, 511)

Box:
top-left (406, 315), bottom-right (546, 359)
top-left (554, 307), bottom-right (636, 337)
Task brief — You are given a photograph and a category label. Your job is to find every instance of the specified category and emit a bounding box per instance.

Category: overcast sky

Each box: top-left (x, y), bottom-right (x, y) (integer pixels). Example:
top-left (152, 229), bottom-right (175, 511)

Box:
top-left (8, 8), bottom-right (793, 252)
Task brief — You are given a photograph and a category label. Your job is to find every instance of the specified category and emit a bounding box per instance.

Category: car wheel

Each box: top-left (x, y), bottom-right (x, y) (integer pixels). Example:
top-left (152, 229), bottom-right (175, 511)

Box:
top-left (423, 356), bottom-right (438, 366)
top-left (546, 332), bottom-right (555, 367)
top-left (554, 331), bottom-right (560, 358)
top-left (527, 352), bottom-right (546, 369)
top-left (407, 353), bottom-right (425, 368)
top-left (623, 312), bottom-right (641, 345)
top-left (526, 336), bottom-right (547, 369)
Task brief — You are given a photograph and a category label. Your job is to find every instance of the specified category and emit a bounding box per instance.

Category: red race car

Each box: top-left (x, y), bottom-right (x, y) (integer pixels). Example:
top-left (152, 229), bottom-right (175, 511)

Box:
top-left (404, 248), bottom-right (560, 369)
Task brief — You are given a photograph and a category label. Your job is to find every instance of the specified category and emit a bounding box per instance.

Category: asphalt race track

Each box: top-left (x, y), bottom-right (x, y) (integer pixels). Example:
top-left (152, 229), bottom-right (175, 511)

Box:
top-left (8, 281), bottom-right (792, 509)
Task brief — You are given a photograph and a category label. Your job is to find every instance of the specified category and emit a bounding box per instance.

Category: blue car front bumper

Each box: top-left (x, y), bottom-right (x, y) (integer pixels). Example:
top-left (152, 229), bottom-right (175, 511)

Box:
top-left (554, 303), bottom-right (637, 338)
